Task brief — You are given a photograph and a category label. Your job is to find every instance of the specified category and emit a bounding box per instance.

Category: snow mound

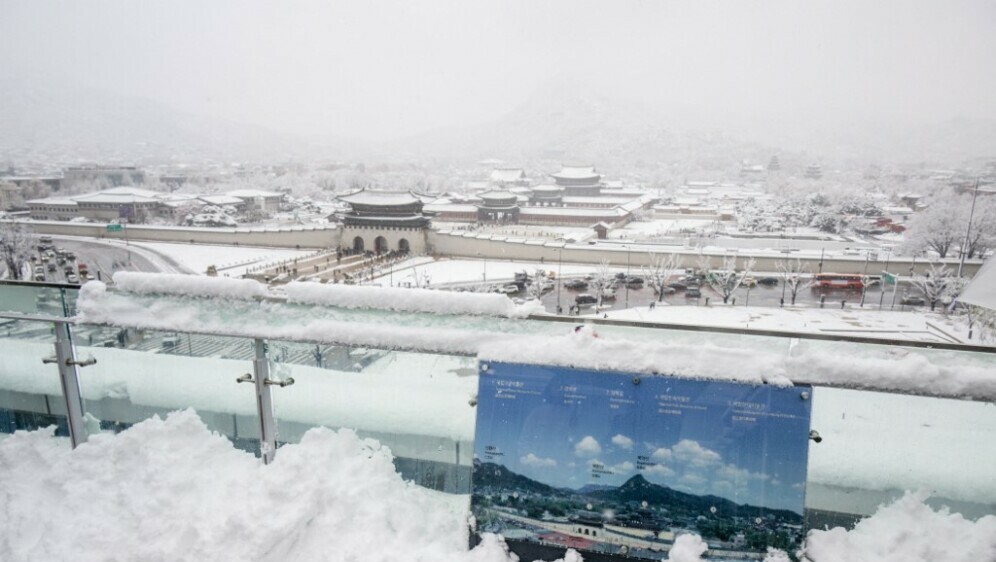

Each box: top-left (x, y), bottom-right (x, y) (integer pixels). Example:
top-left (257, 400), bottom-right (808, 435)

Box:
top-left (111, 272), bottom-right (268, 299)
top-left (285, 281), bottom-right (543, 318)
top-left (803, 491), bottom-right (996, 562)
top-left (667, 534), bottom-right (708, 561)
top-left (0, 410), bottom-right (565, 562)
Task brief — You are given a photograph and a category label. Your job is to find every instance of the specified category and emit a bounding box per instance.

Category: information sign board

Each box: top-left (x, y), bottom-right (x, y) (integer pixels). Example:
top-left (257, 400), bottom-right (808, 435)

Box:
top-left (472, 362), bottom-right (812, 561)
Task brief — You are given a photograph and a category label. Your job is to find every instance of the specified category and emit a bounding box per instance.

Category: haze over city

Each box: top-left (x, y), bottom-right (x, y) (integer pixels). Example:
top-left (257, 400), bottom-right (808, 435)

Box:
top-left (0, 3), bottom-right (995, 562)
top-left (2, 0), bottom-right (995, 163)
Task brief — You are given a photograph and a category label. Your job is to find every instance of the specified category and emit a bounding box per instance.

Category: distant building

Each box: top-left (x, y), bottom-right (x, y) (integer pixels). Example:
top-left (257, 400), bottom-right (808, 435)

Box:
top-left (27, 186), bottom-right (161, 222)
top-left (489, 168), bottom-right (529, 187)
top-left (768, 155), bottom-right (781, 172)
top-left (804, 164), bottom-right (823, 179)
top-left (335, 189), bottom-right (432, 254)
top-left (527, 185), bottom-right (565, 207)
top-left (476, 190), bottom-right (520, 223)
top-left (63, 165), bottom-right (145, 188)
top-left (224, 189), bottom-right (284, 215)
top-left (739, 160), bottom-right (765, 178)
top-left (551, 164), bottom-right (602, 197)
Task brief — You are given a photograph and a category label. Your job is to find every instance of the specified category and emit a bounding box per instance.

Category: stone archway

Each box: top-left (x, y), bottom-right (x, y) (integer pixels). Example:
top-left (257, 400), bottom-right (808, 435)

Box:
top-left (352, 236), bottom-right (365, 252)
top-left (398, 238), bottom-right (410, 254)
top-left (374, 236), bottom-right (388, 254)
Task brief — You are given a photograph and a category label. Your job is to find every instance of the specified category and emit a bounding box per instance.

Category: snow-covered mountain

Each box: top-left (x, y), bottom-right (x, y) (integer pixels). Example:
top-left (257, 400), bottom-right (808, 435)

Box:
top-left (388, 84), bottom-right (775, 173)
top-left (0, 76), bottom-right (360, 167)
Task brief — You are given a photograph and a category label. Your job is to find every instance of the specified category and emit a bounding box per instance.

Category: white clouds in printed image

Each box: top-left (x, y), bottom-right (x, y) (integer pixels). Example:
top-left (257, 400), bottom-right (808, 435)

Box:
top-left (519, 453), bottom-right (557, 468)
top-left (643, 464), bottom-right (675, 479)
top-left (611, 434), bottom-right (634, 450)
top-left (574, 436), bottom-right (601, 458)
top-left (650, 447), bottom-right (673, 463)
top-left (671, 439), bottom-right (722, 468)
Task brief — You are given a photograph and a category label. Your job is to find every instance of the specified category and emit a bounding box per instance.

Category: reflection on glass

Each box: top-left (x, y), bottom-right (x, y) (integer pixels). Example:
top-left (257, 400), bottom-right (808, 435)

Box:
top-left (72, 327), bottom-right (260, 456)
top-left (0, 319), bottom-right (70, 443)
top-left (806, 387), bottom-right (996, 530)
top-left (268, 340), bottom-right (478, 493)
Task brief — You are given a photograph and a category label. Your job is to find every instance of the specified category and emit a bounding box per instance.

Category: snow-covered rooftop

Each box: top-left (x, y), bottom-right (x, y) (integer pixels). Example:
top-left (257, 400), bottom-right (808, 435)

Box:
top-left (338, 189), bottom-right (422, 206)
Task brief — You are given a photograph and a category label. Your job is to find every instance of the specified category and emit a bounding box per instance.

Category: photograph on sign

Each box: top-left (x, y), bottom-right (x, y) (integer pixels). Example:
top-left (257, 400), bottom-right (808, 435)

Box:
top-left (472, 362), bottom-right (813, 561)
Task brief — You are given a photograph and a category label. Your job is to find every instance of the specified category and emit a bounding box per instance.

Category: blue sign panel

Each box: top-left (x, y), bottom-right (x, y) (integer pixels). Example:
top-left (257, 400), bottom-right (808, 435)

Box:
top-left (472, 362), bottom-right (812, 561)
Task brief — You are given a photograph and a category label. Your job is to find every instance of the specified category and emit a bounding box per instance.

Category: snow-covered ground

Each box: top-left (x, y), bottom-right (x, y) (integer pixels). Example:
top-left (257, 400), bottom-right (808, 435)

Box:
top-left (387, 258), bottom-right (618, 286)
top-left (129, 242), bottom-right (315, 277)
top-left (1, 411), bottom-right (992, 562)
top-left (601, 303), bottom-right (972, 343)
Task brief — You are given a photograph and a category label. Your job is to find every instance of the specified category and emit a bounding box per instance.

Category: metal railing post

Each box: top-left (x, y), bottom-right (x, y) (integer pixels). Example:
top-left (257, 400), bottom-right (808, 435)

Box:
top-left (53, 322), bottom-right (88, 448)
top-left (253, 338), bottom-right (278, 464)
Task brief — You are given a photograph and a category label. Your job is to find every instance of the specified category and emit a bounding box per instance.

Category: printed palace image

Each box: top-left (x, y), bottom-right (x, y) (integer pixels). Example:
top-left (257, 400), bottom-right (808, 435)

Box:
top-left (472, 363), bottom-right (813, 561)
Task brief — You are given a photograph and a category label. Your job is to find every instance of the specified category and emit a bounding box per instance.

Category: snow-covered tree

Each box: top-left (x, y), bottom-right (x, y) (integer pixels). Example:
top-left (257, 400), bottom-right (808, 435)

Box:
top-left (706, 255), bottom-right (755, 304)
top-left (590, 259), bottom-right (613, 308)
top-left (642, 251), bottom-right (683, 302)
top-left (903, 196), bottom-right (967, 258)
top-left (777, 258), bottom-right (811, 305)
top-left (0, 222), bottom-right (37, 280)
top-left (910, 263), bottom-right (956, 311)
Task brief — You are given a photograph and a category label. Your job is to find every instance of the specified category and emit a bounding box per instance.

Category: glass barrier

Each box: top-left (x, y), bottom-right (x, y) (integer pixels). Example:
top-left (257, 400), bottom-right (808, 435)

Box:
top-left (805, 386), bottom-right (996, 529)
top-left (267, 340), bottom-right (478, 493)
top-left (71, 327), bottom-right (261, 456)
top-left (0, 318), bottom-right (70, 443)
top-left (0, 282), bottom-right (78, 317)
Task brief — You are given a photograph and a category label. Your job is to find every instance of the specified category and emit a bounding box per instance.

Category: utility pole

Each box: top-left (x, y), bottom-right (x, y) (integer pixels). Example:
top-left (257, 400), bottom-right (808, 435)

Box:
top-left (957, 178), bottom-right (981, 279)
top-left (879, 249), bottom-right (891, 309)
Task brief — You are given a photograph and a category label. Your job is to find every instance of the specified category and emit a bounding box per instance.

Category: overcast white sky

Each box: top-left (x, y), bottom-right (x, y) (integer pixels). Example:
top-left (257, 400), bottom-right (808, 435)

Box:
top-left (2, 0), bottom-right (994, 141)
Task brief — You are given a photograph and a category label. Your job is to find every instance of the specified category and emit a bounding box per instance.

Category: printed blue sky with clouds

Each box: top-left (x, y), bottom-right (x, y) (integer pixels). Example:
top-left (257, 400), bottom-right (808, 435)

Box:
top-left (475, 363), bottom-right (812, 514)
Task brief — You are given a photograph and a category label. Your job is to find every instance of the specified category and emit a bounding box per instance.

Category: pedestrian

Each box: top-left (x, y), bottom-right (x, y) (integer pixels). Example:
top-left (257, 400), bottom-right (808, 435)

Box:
top-left (649, 301), bottom-right (656, 311)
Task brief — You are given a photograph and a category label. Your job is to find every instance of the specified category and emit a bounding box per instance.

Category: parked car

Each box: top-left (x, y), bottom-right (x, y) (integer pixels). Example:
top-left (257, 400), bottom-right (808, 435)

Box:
top-left (741, 276), bottom-right (758, 287)
top-left (667, 281), bottom-right (687, 290)
top-left (67, 274), bottom-right (80, 284)
top-left (757, 277), bottom-right (779, 286)
top-left (500, 284), bottom-right (519, 295)
top-left (657, 286), bottom-right (676, 295)
top-left (575, 294), bottom-right (598, 306)
top-left (33, 273), bottom-right (46, 282)
top-left (686, 287), bottom-right (702, 298)
top-left (564, 279), bottom-right (588, 290)
top-left (900, 295), bottom-right (926, 306)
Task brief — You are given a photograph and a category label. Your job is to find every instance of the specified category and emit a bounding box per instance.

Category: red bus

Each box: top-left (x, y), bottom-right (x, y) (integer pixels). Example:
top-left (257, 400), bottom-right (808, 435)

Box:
top-left (812, 273), bottom-right (864, 290)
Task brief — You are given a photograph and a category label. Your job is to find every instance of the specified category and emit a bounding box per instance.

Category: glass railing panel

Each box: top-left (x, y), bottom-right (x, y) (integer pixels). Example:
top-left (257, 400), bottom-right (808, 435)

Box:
top-left (0, 319), bottom-right (71, 443)
top-left (267, 340), bottom-right (478, 493)
top-left (805, 386), bottom-right (996, 530)
top-left (0, 282), bottom-right (79, 317)
top-left (71, 326), bottom-right (260, 455)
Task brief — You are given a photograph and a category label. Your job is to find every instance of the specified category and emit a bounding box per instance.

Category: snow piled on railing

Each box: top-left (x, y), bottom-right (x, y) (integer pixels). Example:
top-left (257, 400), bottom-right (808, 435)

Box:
top-left (1, 411), bottom-right (992, 562)
top-left (106, 273), bottom-right (543, 318)
top-left (74, 282), bottom-right (996, 400)
top-left (284, 281), bottom-right (544, 318)
top-left (112, 272), bottom-right (267, 299)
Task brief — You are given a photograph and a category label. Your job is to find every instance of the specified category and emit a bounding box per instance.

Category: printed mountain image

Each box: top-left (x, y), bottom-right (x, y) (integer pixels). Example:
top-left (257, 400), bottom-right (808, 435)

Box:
top-left (473, 460), bottom-right (803, 560)
top-left (471, 364), bottom-right (813, 561)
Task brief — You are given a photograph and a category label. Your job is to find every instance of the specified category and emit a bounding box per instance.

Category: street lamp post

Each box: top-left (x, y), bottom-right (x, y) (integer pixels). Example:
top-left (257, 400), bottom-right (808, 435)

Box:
top-left (557, 247), bottom-right (563, 313)
top-left (625, 246), bottom-right (631, 308)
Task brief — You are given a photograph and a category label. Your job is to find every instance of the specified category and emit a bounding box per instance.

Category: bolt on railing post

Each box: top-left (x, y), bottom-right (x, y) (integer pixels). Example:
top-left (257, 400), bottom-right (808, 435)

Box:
top-left (53, 322), bottom-right (88, 448)
top-left (253, 338), bottom-right (278, 464)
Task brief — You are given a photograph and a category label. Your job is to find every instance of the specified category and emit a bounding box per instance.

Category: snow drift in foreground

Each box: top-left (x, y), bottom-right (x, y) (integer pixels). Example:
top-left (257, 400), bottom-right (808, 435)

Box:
top-left (0, 410), bottom-right (529, 562)
top-left (2, 412), bottom-right (993, 562)
top-left (803, 491), bottom-right (996, 562)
